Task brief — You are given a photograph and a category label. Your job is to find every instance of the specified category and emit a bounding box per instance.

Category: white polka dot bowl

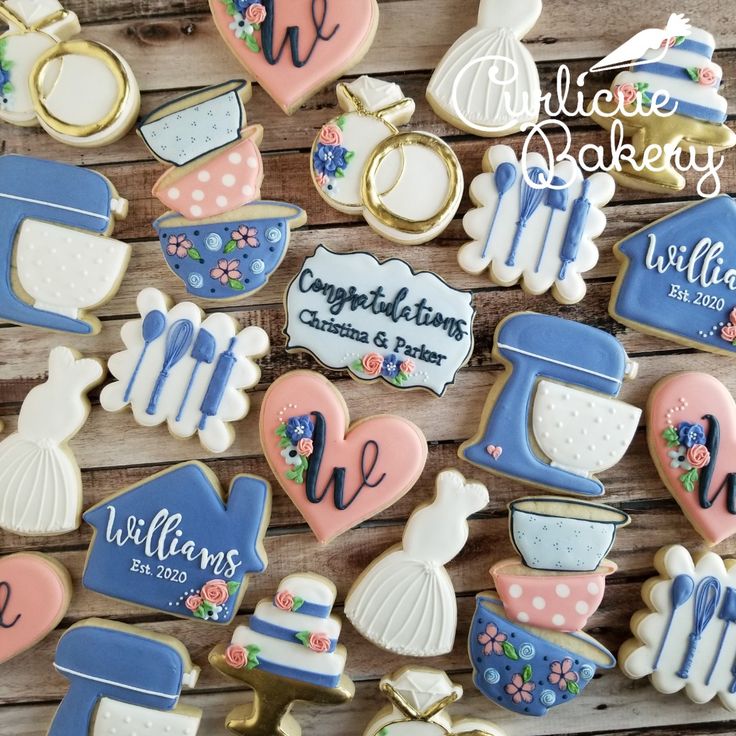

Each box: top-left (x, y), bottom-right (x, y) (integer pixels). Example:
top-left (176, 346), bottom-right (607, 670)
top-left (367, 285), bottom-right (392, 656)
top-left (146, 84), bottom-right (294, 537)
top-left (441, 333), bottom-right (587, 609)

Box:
top-left (154, 202), bottom-right (306, 301)
top-left (152, 125), bottom-right (264, 220)
top-left (532, 379), bottom-right (642, 478)
top-left (491, 558), bottom-right (617, 632)
top-left (469, 595), bottom-right (616, 717)
top-left (509, 497), bottom-right (631, 572)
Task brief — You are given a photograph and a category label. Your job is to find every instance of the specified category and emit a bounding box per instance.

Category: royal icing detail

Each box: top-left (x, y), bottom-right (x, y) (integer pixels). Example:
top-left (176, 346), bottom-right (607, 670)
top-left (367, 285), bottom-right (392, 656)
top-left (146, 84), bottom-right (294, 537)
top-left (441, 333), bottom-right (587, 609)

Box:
top-left (210, 573), bottom-right (354, 736)
top-left (0, 154), bottom-right (130, 334)
top-left (259, 370), bottom-right (427, 543)
top-left (459, 146), bottom-right (615, 304)
top-left (620, 545), bottom-right (736, 711)
top-left (0, 346), bottom-right (103, 535)
top-left (460, 311), bottom-right (641, 497)
top-left (208, 0), bottom-right (380, 115)
top-left (49, 618), bottom-right (201, 736)
top-left (0, 0), bottom-right (140, 146)
top-left (363, 667), bottom-right (507, 736)
top-left (0, 552), bottom-right (71, 665)
top-left (426, 0), bottom-right (542, 136)
top-left (311, 76), bottom-right (415, 213)
top-left (610, 196), bottom-right (736, 356)
top-left (590, 23), bottom-right (736, 192)
top-left (284, 246), bottom-right (475, 396)
top-left (346, 469), bottom-right (488, 657)
top-left (647, 372), bottom-right (736, 545)
top-left (100, 288), bottom-right (269, 453)
top-left (83, 461), bottom-right (270, 624)
top-left (470, 596), bottom-right (615, 716)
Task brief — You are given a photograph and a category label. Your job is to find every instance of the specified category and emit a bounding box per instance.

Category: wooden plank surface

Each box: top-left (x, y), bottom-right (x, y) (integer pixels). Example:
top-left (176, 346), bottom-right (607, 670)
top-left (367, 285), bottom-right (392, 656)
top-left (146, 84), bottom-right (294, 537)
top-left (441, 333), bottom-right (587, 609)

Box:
top-left (1, 1), bottom-right (735, 735)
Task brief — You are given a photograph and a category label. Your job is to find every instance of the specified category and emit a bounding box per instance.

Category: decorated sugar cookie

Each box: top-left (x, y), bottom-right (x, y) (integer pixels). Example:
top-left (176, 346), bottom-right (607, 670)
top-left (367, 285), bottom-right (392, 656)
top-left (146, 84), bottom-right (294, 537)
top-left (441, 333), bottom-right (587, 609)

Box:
top-left (0, 552), bottom-right (71, 665)
top-left (459, 146), bottom-right (615, 304)
top-left (460, 311), bottom-right (641, 497)
top-left (259, 370), bottom-right (428, 543)
top-left (426, 0), bottom-right (542, 136)
top-left (100, 288), bottom-right (270, 453)
top-left (610, 196), bottom-right (736, 356)
top-left (208, 0), bottom-right (380, 115)
top-left (0, 154), bottom-right (130, 334)
top-left (647, 372), bottom-right (736, 546)
top-left (0, 346), bottom-right (104, 535)
top-left (364, 667), bottom-right (506, 736)
top-left (0, 0), bottom-right (140, 146)
top-left (620, 545), bottom-right (736, 711)
top-left (83, 461), bottom-right (270, 624)
top-left (209, 573), bottom-right (354, 736)
top-left (311, 76), bottom-right (415, 213)
top-left (469, 595), bottom-right (615, 716)
top-left (49, 618), bottom-right (202, 736)
top-left (284, 246), bottom-right (475, 396)
top-left (346, 469), bottom-right (488, 657)
top-left (589, 22), bottom-right (736, 192)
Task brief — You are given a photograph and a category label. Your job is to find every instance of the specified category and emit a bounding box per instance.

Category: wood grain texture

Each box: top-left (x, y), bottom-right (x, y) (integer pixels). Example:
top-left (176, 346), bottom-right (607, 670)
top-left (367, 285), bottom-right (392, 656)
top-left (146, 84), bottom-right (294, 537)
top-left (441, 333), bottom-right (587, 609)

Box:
top-left (1, 0), bottom-right (735, 734)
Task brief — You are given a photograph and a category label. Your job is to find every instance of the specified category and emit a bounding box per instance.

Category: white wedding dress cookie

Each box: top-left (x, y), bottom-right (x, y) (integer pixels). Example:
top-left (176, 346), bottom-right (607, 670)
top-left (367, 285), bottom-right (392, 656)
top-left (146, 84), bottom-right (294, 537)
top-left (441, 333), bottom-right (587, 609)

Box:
top-left (0, 346), bottom-right (104, 535)
top-left (345, 469), bottom-right (489, 657)
top-left (427, 0), bottom-right (542, 136)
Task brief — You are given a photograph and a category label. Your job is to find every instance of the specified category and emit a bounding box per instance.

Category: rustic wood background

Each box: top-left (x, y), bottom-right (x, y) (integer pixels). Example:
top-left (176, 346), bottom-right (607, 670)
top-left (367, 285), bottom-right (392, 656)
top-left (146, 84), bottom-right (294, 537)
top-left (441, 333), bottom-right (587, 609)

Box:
top-left (2, 1), bottom-right (736, 734)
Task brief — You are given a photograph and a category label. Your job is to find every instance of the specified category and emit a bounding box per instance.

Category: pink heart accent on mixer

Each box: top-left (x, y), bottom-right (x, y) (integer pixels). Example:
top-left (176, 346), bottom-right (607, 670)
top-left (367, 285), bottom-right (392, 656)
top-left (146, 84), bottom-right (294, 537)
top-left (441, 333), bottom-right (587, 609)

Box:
top-left (647, 372), bottom-right (736, 546)
top-left (486, 444), bottom-right (503, 460)
top-left (0, 553), bottom-right (71, 665)
top-left (208, 0), bottom-right (380, 114)
top-left (259, 371), bottom-right (427, 543)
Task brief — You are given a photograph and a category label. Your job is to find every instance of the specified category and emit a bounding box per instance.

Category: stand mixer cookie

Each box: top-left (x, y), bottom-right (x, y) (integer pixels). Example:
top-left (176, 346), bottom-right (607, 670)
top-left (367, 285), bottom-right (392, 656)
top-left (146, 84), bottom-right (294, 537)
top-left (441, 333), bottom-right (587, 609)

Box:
top-left (0, 0), bottom-right (140, 146)
top-left (209, 573), bottom-right (354, 736)
top-left (589, 21), bottom-right (736, 193)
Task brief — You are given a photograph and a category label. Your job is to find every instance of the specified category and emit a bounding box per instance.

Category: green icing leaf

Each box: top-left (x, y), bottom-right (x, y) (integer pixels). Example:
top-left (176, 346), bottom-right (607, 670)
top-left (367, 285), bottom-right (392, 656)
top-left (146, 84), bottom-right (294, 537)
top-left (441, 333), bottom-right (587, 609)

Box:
top-left (663, 426), bottom-right (680, 447)
top-left (279, 436), bottom-right (292, 449)
top-left (188, 247), bottom-right (202, 261)
top-left (674, 35), bottom-right (686, 46)
top-left (567, 680), bottom-right (580, 695)
top-left (246, 645), bottom-right (260, 669)
top-left (522, 664), bottom-right (533, 682)
top-left (344, 150), bottom-right (356, 162)
top-left (224, 239), bottom-right (237, 254)
top-left (295, 631), bottom-right (311, 646)
top-left (378, 729), bottom-right (389, 736)
top-left (336, 115), bottom-right (346, 129)
top-left (227, 581), bottom-right (240, 596)
top-left (335, 168), bottom-right (345, 178)
top-left (686, 67), bottom-right (700, 82)
top-left (276, 424), bottom-right (287, 437)
top-left (228, 279), bottom-right (245, 291)
top-left (502, 641), bottom-right (519, 660)
top-left (292, 596), bottom-right (305, 611)
top-left (252, 22), bottom-right (261, 31)
top-left (351, 359), bottom-right (365, 372)
top-left (246, 34), bottom-right (260, 53)
top-left (193, 606), bottom-right (206, 619)
top-left (681, 467), bottom-right (699, 493)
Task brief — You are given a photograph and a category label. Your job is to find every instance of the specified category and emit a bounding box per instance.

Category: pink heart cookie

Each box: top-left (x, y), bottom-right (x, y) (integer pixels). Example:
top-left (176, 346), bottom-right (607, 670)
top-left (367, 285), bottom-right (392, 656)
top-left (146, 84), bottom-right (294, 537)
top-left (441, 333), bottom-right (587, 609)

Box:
top-left (0, 553), bottom-right (71, 664)
top-left (209, 0), bottom-right (380, 114)
top-left (647, 372), bottom-right (736, 545)
top-left (260, 371), bottom-right (427, 543)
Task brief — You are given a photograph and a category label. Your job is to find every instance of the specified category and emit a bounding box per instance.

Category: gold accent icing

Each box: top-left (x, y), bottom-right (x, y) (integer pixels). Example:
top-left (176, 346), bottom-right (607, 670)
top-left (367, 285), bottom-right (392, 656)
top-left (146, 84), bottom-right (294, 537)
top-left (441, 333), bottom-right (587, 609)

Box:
top-left (361, 132), bottom-right (461, 234)
top-left (29, 39), bottom-right (130, 138)
top-left (0, 3), bottom-right (71, 32)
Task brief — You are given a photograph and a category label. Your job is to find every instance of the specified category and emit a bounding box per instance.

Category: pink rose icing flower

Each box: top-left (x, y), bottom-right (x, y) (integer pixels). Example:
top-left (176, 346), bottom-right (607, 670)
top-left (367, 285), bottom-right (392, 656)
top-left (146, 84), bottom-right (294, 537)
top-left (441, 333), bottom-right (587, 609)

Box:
top-left (505, 673), bottom-right (535, 704)
top-left (319, 123), bottom-right (343, 146)
top-left (232, 225), bottom-right (259, 248)
top-left (308, 632), bottom-right (331, 652)
top-left (297, 437), bottom-right (313, 457)
top-left (362, 352), bottom-right (384, 376)
top-left (185, 595), bottom-right (203, 611)
top-left (315, 171), bottom-right (330, 188)
top-left (167, 234), bottom-right (193, 258)
top-left (698, 67), bottom-right (717, 86)
top-left (399, 359), bottom-right (415, 375)
top-left (548, 659), bottom-right (579, 691)
top-left (211, 259), bottom-right (242, 285)
top-left (201, 579), bottom-right (230, 605)
top-left (478, 622), bottom-right (507, 656)
top-left (721, 324), bottom-right (736, 342)
top-left (614, 83), bottom-right (638, 106)
top-left (245, 3), bottom-right (266, 24)
top-left (274, 590), bottom-right (295, 610)
top-left (225, 644), bottom-right (247, 669)
top-left (687, 444), bottom-right (710, 469)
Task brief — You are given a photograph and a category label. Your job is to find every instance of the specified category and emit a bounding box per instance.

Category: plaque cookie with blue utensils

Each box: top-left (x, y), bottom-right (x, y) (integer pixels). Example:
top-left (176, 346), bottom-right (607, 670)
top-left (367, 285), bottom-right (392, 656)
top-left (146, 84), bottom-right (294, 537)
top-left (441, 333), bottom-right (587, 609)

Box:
top-left (610, 195), bottom-right (736, 356)
top-left (82, 461), bottom-right (270, 624)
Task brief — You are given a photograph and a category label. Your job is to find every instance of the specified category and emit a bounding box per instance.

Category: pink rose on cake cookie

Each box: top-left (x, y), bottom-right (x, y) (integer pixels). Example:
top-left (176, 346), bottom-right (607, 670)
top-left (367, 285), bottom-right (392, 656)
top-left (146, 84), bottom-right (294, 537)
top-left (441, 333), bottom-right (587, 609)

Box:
top-left (319, 124), bottom-right (343, 146)
top-left (697, 66), bottom-right (717, 86)
top-left (614, 83), bottom-right (638, 106)
top-left (226, 644), bottom-right (247, 668)
top-left (202, 579), bottom-right (230, 606)
top-left (308, 632), bottom-right (331, 652)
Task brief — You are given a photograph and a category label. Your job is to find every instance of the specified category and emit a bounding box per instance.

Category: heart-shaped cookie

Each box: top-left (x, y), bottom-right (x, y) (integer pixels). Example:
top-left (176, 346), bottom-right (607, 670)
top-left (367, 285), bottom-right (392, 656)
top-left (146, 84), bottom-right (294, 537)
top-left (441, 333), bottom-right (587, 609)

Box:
top-left (260, 371), bottom-right (427, 543)
top-left (209, 0), bottom-right (379, 114)
top-left (647, 372), bottom-right (736, 545)
top-left (0, 553), bottom-right (71, 664)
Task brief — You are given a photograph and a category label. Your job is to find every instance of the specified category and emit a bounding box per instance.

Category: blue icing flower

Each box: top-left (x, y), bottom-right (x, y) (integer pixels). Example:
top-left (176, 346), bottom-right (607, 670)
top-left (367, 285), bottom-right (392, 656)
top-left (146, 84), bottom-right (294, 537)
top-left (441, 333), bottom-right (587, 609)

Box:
top-left (313, 144), bottom-right (348, 176)
top-left (381, 354), bottom-right (401, 379)
top-left (678, 422), bottom-right (706, 448)
top-left (234, 0), bottom-right (259, 11)
top-left (286, 415), bottom-right (314, 444)
top-left (0, 65), bottom-right (10, 90)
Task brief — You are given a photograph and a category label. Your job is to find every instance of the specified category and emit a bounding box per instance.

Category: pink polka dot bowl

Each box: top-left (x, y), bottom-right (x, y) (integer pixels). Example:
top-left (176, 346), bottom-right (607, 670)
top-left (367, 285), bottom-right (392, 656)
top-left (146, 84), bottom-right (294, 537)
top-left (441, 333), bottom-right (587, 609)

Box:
top-left (491, 558), bottom-right (618, 633)
top-left (152, 125), bottom-right (264, 220)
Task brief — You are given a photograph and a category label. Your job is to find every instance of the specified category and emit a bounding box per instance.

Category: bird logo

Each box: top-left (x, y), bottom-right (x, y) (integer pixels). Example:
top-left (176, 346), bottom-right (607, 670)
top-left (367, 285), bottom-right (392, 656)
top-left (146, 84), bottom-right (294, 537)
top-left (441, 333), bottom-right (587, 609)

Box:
top-left (590, 13), bottom-right (692, 73)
